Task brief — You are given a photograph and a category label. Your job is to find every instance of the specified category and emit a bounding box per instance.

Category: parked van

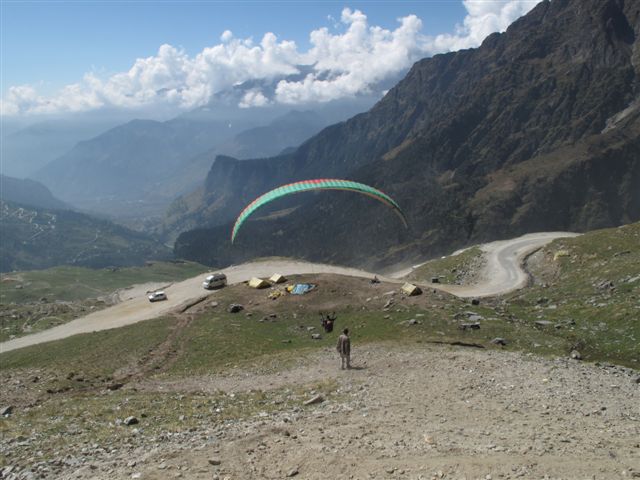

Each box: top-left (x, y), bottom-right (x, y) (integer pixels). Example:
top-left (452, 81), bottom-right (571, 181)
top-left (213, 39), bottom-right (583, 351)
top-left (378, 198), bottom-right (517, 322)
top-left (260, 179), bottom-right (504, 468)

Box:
top-left (203, 273), bottom-right (227, 289)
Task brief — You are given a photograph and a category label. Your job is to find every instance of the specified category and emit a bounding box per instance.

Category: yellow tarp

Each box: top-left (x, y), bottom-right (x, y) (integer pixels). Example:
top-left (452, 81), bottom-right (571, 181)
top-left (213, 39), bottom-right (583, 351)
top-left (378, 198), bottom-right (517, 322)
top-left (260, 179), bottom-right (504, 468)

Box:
top-left (269, 273), bottom-right (287, 283)
top-left (401, 282), bottom-right (422, 296)
top-left (553, 250), bottom-right (570, 261)
top-left (248, 277), bottom-right (270, 289)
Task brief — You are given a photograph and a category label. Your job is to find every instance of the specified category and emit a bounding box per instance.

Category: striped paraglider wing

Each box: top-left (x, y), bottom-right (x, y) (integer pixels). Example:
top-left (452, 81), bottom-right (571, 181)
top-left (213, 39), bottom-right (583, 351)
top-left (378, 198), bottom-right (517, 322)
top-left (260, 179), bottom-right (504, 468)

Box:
top-left (231, 179), bottom-right (407, 243)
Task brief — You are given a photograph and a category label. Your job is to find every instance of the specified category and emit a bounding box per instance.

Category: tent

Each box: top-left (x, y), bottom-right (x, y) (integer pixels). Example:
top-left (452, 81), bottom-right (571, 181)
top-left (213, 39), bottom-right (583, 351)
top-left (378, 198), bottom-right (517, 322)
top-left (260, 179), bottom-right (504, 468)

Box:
top-left (401, 282), bottom-right (422, 296)
top-left (269, 273), bottom-right (287, 284)
top-left (248, 277), bottom-right (270, 289)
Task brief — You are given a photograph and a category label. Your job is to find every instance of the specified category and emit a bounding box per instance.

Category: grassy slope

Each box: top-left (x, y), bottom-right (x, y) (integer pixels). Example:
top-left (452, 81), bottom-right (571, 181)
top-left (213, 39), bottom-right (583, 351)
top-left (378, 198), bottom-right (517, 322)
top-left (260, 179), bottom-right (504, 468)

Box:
top-left (2, 224), bottom-right (638, 375)
top-left (1, 261), bottom-right (209, 303)
top-left (503, 222), bottom-right (640, 368)
top-left (0, 261), bottom-right (209, 342)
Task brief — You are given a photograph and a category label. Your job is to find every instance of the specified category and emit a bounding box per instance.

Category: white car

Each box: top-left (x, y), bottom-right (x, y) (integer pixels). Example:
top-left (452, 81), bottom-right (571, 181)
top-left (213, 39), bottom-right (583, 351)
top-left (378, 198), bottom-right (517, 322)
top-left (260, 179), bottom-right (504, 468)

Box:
top-left (203, 273), bottom-right (227, 290)
top-left (148, 291), bottom-right (167, 302)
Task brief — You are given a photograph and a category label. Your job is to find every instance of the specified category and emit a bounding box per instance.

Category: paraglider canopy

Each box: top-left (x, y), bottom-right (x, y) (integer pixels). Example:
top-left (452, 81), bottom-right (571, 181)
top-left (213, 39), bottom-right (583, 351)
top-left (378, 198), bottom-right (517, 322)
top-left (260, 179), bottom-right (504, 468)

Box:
top-left (231, 178), bottom-right (407, 243)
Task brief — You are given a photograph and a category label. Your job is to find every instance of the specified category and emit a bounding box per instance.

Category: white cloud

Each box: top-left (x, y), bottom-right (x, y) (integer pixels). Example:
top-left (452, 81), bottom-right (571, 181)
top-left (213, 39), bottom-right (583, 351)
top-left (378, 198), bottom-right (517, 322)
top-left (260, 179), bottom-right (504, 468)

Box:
top-left (239, 89), bottom-right (270, 108)
top-left (2, 1), bottom-right (540, 116)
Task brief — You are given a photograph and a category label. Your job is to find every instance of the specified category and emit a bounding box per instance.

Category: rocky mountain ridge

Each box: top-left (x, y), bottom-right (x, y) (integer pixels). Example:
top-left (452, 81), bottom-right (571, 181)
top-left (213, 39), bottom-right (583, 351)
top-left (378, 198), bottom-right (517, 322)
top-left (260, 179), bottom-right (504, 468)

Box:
top-left (175, 0), bottom-right (640, 269)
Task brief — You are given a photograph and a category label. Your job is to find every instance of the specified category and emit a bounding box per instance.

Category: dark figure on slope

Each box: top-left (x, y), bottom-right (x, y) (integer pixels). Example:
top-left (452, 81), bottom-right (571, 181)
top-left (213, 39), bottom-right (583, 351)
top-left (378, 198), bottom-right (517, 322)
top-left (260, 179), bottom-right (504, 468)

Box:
top-left (336, 328), bottom-right (351, 370)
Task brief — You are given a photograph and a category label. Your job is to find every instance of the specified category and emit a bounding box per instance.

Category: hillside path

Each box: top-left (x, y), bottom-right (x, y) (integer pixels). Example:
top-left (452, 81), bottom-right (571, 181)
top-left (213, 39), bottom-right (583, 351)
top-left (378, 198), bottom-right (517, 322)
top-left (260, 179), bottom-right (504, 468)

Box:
top-left (0, 232), bottom-right (577, 353)
top-left (421, 231), bottom-right (580, 298)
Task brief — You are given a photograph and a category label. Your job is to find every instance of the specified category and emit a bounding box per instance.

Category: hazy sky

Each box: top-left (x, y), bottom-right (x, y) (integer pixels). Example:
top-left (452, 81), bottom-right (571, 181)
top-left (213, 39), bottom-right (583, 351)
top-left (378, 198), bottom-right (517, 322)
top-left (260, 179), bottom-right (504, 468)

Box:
top-left (1, 1), bottom-right (540, 116)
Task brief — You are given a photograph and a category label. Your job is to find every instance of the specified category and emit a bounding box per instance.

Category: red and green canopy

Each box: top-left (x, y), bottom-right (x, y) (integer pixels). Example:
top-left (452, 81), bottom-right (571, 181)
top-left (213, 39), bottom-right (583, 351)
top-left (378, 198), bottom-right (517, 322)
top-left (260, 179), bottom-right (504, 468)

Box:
top-left (231, 178), bottom-right (407, 243)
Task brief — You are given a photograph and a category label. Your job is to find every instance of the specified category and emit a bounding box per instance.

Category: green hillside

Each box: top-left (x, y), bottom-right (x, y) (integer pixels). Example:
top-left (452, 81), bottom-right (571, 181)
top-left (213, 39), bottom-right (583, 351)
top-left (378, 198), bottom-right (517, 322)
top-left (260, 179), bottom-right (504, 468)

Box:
top-left (0, 200), bottom-right (171, 272)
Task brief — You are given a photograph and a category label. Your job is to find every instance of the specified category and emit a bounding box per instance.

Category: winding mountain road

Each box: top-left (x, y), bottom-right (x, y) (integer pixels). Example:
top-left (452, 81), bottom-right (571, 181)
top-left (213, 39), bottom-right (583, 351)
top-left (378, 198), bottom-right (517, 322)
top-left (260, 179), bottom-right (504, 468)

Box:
top-left (431, 231), bottom-right (580, 298)
top-left (0, 232), bottom-right (578, 353)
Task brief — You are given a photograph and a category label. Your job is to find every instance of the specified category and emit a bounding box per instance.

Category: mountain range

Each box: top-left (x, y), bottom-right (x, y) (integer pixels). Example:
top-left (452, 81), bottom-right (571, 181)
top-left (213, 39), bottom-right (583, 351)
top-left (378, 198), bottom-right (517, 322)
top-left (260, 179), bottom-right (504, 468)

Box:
top-left (174, 0), bottom-right (640, 270)
top-left (29, 78), bottom-right (388, 222)
top-left (0, 175), bottom-right (171, 272)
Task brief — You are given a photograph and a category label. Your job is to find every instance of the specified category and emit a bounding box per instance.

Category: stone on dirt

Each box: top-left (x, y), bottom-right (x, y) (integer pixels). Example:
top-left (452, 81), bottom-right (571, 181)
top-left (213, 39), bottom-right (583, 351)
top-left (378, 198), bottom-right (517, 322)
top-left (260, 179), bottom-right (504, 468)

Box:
top-left (303, 395), bottom-right (324, 406)
top-left (535, 320), bottom-right (554, 327)
top-left (459, 323), bottom-right (480, 330)
top-left (570, 350), bottom-right (582, 360)
top-left (124, 416), bottom-right (138, 426)
top-left (227, 304), bottom-right (244, 313)
top-left (1, 406), bottom-right (13, 416)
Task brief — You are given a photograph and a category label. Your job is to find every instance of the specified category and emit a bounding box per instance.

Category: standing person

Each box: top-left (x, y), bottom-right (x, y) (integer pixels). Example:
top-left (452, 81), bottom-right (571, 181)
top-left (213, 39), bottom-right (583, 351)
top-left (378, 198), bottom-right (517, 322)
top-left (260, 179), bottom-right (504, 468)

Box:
top-left (336, 328), bottom-right (351, 370)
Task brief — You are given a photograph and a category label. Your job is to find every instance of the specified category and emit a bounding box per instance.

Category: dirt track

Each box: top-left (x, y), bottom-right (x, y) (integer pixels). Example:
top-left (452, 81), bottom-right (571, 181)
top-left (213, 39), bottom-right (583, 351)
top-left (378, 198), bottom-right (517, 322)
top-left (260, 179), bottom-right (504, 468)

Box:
top-left (431, 232), bottom-right (580, 297)
top-left (0, 232), bottom-right (577, 353)
top-left (30, 343), bottom-right (640, 480)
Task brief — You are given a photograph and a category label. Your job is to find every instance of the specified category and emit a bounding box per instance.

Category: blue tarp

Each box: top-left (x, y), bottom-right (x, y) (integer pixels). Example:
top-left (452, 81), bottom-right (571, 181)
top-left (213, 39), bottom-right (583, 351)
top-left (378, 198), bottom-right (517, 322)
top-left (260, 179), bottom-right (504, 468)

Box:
top-left (291, 283), bottom-right (316, 295)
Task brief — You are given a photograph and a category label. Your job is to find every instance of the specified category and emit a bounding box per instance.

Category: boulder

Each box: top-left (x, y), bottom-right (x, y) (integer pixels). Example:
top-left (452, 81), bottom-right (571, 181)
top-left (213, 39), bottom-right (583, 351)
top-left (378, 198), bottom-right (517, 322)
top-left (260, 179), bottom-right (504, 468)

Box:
top-left (303, 395), bottom-right (324, 406)
top-left (124, 416), bottom-right (139, 426)
top-left (1, 406), bottom-right (13, 416)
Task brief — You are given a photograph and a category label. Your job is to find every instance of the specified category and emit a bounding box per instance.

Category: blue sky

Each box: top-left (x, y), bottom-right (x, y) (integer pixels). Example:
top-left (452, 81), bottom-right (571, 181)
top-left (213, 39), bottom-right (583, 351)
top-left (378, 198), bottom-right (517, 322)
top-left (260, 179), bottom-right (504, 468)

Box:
top-left (1, 1), bottom-right (538, 116)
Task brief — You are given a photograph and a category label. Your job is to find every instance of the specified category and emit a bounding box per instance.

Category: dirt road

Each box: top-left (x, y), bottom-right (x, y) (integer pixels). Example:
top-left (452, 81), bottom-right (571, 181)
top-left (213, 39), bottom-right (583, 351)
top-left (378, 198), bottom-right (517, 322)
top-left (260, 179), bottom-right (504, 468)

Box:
top-left (421, 232), bottom-right (579, 298)
top-left (0, 232), bottom-right (577, 353)
top-left (0, 261), bottom-right (387, 353)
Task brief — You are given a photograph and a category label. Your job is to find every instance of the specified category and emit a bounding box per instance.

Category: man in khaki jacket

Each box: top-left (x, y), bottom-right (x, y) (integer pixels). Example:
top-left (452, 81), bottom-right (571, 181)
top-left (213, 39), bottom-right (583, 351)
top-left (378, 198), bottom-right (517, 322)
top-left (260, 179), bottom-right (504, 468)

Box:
top-left (336, 328), bottom-right (351, 370)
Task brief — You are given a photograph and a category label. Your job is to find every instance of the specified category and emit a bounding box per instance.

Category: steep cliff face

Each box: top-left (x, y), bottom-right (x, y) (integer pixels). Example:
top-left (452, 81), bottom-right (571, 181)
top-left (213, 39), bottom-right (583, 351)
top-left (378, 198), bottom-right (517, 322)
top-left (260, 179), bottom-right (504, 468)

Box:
top-left (176, 0), bottom-right (640, 269)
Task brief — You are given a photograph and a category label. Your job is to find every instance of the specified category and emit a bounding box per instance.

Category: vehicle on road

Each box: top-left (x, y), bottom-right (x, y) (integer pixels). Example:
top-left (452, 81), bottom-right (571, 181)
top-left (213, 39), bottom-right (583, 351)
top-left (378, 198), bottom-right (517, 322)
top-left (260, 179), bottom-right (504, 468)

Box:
top-left (148, 291), bottom-right (167, 302)
top-left (203, 273), bottom-right (227, 290)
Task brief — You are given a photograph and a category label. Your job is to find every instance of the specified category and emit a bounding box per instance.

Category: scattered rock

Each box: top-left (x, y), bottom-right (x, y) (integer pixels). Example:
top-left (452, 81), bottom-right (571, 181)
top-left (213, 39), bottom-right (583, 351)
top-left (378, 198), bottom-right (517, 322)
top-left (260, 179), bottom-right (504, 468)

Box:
top-left (303, 395), bottom-right (324, 406)
top-left (459, 323), bottom-right (480, 330)
top-left (596, 280), bottom-right (614, 290)
top-left (106, 383), bottom-right (124, 391)
top-left (228, 304), bottom-right (244, 313)
top-left (281, 339), bottom-right (292, 344)
top-left (471, 298), bottom-right (480, 305)
top-left (124, 416), bottom-right (139, 426)
top-left (408, 319), bottom-right (419, 325)
top-left (311, 334), bottom-right (322, 340)
top-left (431, 277), bottom-right (440, 284)
top-left (535, 320), bottom-right (553, 327)
top-left (208, 459), bottom-right (221, 466)
top-left (570, 350), bottom-right (582, 360)
top-left (1, 406), bottom-right (14, 416)
top-left (287, 468), bottom-right (299, 477)
top-left (209, 301), bottom-right (219, 308)
top-left (491, 338), bottom-right (507, 346)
